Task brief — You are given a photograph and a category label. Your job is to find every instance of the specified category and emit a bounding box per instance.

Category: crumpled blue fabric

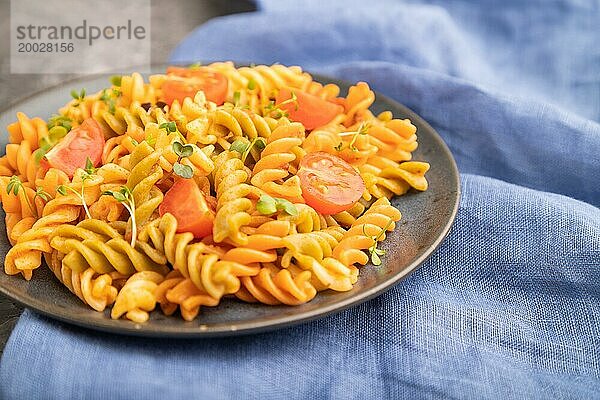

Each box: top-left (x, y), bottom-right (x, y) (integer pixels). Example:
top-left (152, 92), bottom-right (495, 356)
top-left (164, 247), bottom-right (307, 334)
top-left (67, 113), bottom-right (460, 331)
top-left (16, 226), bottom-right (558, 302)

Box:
top-left (1, 1), bottom-right (599, 399)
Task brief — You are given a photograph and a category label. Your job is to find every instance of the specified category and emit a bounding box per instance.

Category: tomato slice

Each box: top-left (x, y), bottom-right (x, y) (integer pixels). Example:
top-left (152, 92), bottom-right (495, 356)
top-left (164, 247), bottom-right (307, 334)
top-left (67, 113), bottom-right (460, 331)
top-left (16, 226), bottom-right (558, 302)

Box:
top-left (163, 66), bottom-right (228, 106)
top-left (275, 88), bottom-right (343, 130)
top-left (159, 178), bottom-right (215, 238)
top-left (44, 118), bottom-right (105, 178)
top-left (298, 152), bottom-right (365, 215)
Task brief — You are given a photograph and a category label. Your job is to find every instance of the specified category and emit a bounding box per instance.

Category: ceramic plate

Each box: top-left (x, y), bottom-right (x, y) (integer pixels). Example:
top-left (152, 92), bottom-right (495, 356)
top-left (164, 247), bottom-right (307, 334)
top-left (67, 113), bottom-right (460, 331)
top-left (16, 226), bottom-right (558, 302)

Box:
top-left (0, 68), bottom-right (460, 337)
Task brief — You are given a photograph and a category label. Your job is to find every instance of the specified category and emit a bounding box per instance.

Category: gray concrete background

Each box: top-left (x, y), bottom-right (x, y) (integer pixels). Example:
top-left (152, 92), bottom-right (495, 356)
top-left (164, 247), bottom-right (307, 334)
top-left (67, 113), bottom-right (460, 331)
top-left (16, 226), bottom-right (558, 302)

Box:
top-left (0, 0), bottom-right (255, 355)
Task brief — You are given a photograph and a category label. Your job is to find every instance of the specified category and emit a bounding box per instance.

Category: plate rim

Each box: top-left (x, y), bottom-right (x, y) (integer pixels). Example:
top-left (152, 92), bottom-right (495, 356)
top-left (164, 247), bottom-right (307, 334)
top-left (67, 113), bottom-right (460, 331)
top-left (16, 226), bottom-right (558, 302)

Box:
top-left (0, 66), bottom-right (461, 338)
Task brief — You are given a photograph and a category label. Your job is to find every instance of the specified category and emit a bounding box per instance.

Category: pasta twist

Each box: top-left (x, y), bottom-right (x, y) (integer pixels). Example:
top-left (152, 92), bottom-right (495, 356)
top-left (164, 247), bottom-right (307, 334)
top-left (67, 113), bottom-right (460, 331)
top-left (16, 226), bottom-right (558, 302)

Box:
top-left (48, 219), bottom-right (169, 276)
top-left (333, 197), bottom-right (402, 267)
top-left (126, 141), bottom-right (164, 227)
top-left (360, 156), bottom-right (430, 200)
top-left (44, 251), bottom-right (120, 312)
top-left (154, 271), bottom-right (219, 321)
top-left (139, 213), bottom-right (259, 300)
top-left (251, 123), bottom-right (305, 202)
top-left (3, 171), bottom-right (103, 279)
top-left (2, 113), bottom-right (50, 183)
top-left (207, 62), bottom-right (313, 113)
top-left (119, 72), bottom-right (158, 107)
top-left (281, 230), bottom-right (358, 292)
top-left (111, 271), bottom-right (165, 322)
top-left (236, 262), bottom-right (317, 305)
top-left (213, 151), bottom-right (265, 245)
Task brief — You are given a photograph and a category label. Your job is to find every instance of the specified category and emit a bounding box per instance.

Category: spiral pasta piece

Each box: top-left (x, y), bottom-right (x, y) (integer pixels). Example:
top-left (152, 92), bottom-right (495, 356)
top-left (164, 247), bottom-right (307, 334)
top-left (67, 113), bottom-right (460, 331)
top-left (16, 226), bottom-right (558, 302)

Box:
top-left (111, 271), bottom-right (165, 322)
top-left (154, 271), bottom-right (219, 321)
top-left (251, 122), bottom-right (305, 202)
top-left (139, 213), bottom-right (260, 300)
top-left (237, 262), bottom-right (317, 305)
top-left (360, 156), bottom-right (430, 200)
top-left (280, 230), bottom-right (357, 292)
top-left (48, 219), bottom-right (169, 276)
top-left (333, 197), bottom-right (402, 267)
top-left (45, 251), bottom-right (120, 312)
top-left (126, 141), bottom-right (164, 226)
top-left (4, 171), bottom-right (103, 279)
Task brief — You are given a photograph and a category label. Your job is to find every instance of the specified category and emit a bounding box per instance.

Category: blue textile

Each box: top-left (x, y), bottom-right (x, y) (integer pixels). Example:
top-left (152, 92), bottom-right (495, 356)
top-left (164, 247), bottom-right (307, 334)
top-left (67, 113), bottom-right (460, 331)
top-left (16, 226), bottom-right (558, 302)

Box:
top-left (2, 1), bottom-right (600, 399)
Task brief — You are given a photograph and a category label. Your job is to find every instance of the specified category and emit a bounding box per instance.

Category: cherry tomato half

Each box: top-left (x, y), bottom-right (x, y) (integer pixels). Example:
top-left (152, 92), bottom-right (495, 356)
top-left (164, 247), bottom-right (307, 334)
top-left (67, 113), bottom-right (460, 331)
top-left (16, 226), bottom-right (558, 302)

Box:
top-left (163, 66), bottom-right (228, 106)
top-left (298, 152), bottom-right (365, 215)
top-left (159, 178), bottom-right (215, 238)
top-left (275, 88), bottom-right (343, 130)
top-left (44, 118), bottom-right (105, 178)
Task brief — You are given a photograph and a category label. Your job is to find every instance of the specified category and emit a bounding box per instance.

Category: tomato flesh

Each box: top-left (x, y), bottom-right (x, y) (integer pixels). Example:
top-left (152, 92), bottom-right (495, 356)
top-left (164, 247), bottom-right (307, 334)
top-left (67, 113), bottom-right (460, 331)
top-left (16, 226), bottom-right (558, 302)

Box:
top-left (275, 88), bottom-right (343, 130)
top-left (44, 118), bottom-right (104, 178)
top-left (163, 66), bottom-right (228, 106)
top-left (159, 178), bottom-right (215, 238)
top-left (298, 152), bottom-right (365, 215)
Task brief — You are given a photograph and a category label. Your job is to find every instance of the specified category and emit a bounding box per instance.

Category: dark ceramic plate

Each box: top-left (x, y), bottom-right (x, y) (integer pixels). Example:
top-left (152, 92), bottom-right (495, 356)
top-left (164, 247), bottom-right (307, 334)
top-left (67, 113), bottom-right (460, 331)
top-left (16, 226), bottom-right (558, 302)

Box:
top-left (0, 68), bottom-right (460, 337)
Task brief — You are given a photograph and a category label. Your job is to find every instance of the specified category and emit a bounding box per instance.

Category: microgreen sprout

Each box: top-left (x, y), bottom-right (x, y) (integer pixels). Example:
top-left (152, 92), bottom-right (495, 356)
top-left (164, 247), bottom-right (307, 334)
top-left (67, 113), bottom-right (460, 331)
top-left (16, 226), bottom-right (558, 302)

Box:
top-left (110, 75), bottom-right (122, 87)
top-left (100, 89), bottom-right (116, 114)
top-left (264, 91), bottom-right (298, 118)
top-left (34, 187), bottom-right (51, 203)
top-left (188, 62), bottom-right (202, 69)
top-left (336, 122), bottom-right (370, 152)
top-left (84, 157), bottom-right (96, 175)
top-left (363, 218), bottom-right (394, 266)
top-left (247, 79), bottom-right (257, 90)
top-left (56, 157), bottom-right (95, 219)
top-left (230, 137), bottom-right (266, 163)
top-left (171, 141), bottom-right (195, 178)
top-left (256, 194), bottom-right (298, 216)
top-left (233, 91), bottom-right (241, 107)
top-left (102, 186), bottom-right (137, 247)
top-left (145, 130), bottom-right (156, 146)
top-left (160, 121), bottom-right (177, 133)
top-left (47, 115), bottom-right (73, 132)
top-left (70, 88), bottom-right (86, 106)
top-left (6, 176), bottom-right (39, 218)
top-left (35, 123), bottom-right (70, 164)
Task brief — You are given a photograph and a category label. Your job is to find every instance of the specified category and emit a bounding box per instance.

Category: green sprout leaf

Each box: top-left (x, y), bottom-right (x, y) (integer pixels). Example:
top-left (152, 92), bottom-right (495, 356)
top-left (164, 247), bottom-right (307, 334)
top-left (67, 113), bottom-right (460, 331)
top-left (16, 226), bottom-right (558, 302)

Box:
top-left (110, 75), bottom-right (122, 86)
top-left (363, 218), bottom-right (394, 266)
top-left (7, 176), bottom-right (39, 217)
top-left (57, 185), bottom-right (67, 196)
top-left (188, 62), bottom-right (202, 69)
top-left (84, 157), bottom-right (95, 175)
top-left (145, 131), bottom-right (156, 146)
top-left (275, 198), bottom-right (298, 216)
top-left (230, 139), bottom-right (249, 155)
top-left (48, 126), bottom-right (68, 142)
top-left (256, 195), bottom-right (278, 215)
top-left (247, 79), bottom-right (256, 90)
top-left (102, 186), bottom-right (137, 247)
top-left (233, 137), bottom-right (267, 163)
top-left (34, 187), bottom-right (51, 202)
top-left (256, 195), bottom-right (298, 216)
top-left (159, 121), bottom-right (177, 133)
top-left (173, 163), bottom-right (194, 179)
top-left (172, 141), bottom-right (194, 158)
top-left (172, 141), bottom-right (184, 155)
top-left (47, 115), bottom-right (73, 132)
top-left (233, 91), bottom-right (241, 106)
